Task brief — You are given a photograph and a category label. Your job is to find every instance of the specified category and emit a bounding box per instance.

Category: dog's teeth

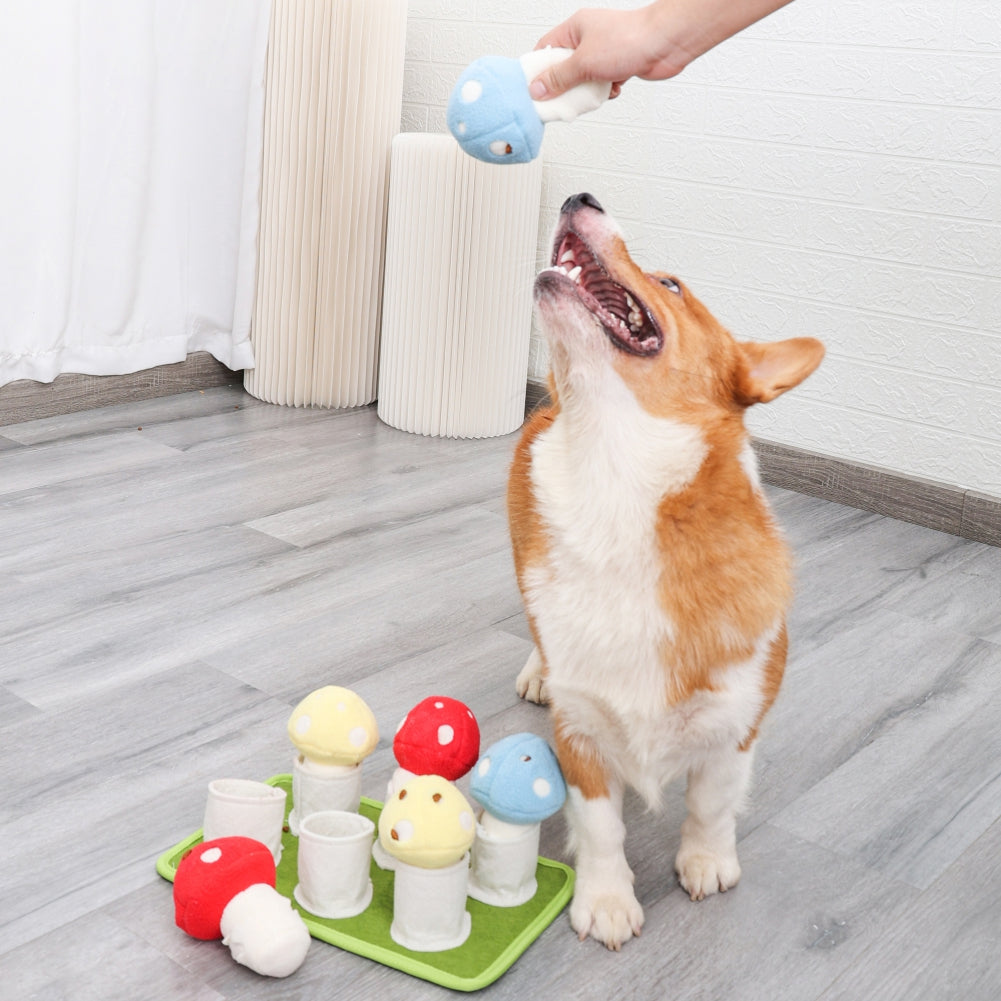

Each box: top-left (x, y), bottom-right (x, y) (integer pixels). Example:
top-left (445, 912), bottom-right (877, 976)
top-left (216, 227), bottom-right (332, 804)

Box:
top-left (568, 266), bottom-right (582, 282)
top-left (623, 293), bottom-right (644, 330)
top-left (560, 250), bottom-right (575, 265)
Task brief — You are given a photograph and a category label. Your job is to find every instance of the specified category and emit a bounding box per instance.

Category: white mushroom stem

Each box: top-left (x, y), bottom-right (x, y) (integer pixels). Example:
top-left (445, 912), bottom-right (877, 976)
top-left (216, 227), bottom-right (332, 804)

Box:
top-left (219, 883), bottom-right (311, 978)
top-left (299, 755), bottom-right (358, 778)
top-left (477, 809), bottom-right (532, 841)
top-left (519, 48), bottom-right (611, 124)
top-left (385, 766), bottom-right (417, 799)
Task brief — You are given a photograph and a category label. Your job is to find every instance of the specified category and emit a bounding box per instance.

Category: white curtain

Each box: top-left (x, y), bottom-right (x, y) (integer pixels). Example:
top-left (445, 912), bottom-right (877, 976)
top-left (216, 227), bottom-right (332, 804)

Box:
top-left (0, 0), bottom-right (270, 388)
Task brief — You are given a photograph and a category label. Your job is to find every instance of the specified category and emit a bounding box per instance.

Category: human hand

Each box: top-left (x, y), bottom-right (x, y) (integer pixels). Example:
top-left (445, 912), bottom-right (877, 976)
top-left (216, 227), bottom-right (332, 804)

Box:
top-left (530, 0), bottom-right (797, 101)
top-left (530, 5), bottom-right (687, 101)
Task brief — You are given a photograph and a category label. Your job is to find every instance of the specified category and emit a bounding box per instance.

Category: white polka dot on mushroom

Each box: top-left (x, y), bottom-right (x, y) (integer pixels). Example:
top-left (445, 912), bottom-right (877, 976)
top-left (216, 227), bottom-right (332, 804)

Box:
top-left (533, 778), bottom-right (551, 798)
top-left (200, 847), bottom-right (223, 864)
top-left (349, 726), bottom-right (368, 748)
top-left (434, 701), bottom-right (444, 709)
top-left (294, 715), bottom-right (311, 735)
top-left (392, 819), bottom-right (414, 843)
top-left (478, 758), bottom-right (490, 776)
top-left (438, 724), bottom-right (454, 746)
top-left (460, 80), bottom-right (482, 103)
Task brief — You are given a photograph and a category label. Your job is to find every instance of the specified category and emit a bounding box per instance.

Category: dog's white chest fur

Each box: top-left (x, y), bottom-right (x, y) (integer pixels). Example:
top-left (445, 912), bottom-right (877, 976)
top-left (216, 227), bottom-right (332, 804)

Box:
top-left (522, 389), bottom-right (771, 799)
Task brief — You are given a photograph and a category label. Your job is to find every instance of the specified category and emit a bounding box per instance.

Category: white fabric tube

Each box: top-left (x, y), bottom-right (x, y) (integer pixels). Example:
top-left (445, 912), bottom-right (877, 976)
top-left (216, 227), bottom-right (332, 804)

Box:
top-left (289, 754), bottom-right (362, 835)
top-left (389, 855), bottom-right (472, 952)
top-left (245, 0), bottom-right (407, 407)
top-left (377, 133), bottom-right (543, 438)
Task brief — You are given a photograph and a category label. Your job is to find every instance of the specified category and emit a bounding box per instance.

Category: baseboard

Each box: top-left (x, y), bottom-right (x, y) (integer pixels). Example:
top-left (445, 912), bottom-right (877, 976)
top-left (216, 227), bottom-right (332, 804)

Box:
top-left (0, 353), bottom-right (242, 427)
top-left (752, 440), bottom-right (1000, 547)
top-left (525, 379), bottom-right (550, 415)
top-left (524, 380), bottom-right (1000, 548)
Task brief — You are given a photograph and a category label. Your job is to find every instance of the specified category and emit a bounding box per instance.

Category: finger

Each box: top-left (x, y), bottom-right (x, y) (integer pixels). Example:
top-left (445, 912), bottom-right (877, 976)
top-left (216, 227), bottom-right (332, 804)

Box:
top-left (533, 14), bottom-right (580, 52)
top-left (530, 56), bottom-right (583, 100)
top-left (534, 27), bottom-right (569, 51)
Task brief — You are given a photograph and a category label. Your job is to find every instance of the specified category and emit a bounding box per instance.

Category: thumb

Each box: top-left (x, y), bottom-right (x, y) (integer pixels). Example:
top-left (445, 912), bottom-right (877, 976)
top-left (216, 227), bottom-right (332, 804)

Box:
top-left (529, 56), bottom-right (584, 100)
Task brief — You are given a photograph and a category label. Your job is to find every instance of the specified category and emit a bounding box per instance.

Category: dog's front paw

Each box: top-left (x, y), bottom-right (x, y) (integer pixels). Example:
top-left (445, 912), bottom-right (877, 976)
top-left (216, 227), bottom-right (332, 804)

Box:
top-left (515, 647), bottom-right (549, 705)
top-left (569, 878), bottom-right (644, 950)
top-left (675, 847), bottom-right (741, 901)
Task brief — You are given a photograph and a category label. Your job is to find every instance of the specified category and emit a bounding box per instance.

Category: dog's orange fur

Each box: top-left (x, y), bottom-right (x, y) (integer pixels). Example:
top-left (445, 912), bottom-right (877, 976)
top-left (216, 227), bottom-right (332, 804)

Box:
top-left (509, 260), bottom-right (820, 715)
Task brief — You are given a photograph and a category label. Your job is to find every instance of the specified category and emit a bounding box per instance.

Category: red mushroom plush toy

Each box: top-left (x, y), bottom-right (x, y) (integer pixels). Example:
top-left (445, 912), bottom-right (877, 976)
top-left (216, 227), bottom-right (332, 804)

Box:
top-left (391, 696), bottom-right (480, 790)
top-left (173, 836), bottom-right (311, 978)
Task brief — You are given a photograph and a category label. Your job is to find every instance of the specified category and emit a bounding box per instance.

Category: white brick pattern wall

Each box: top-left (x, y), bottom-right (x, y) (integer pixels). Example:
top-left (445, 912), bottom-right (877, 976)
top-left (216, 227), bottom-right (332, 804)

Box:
top-left (402, 0), bottom-right (1001, 496)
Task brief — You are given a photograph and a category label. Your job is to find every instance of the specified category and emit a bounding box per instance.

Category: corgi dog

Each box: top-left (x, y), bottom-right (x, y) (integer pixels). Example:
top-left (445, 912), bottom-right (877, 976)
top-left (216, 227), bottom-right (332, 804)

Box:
top-left (507, 193), bottom-right (824, 950)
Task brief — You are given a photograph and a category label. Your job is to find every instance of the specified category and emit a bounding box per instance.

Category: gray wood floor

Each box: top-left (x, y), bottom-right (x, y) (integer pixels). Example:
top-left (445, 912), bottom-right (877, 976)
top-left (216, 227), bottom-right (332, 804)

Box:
top-left (1, 386), bottom-right (999, 1001)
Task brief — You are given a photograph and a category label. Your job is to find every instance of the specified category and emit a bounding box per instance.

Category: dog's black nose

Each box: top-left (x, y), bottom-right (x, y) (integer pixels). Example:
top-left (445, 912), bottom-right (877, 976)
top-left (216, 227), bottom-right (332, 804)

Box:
top-left (561, 192), bottom-right (604, 215)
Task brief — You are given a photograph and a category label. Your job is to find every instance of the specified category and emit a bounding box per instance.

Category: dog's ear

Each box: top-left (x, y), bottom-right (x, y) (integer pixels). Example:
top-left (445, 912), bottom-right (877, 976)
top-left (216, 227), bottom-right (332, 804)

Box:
top-left (734, 337), bottom-right (824, 405)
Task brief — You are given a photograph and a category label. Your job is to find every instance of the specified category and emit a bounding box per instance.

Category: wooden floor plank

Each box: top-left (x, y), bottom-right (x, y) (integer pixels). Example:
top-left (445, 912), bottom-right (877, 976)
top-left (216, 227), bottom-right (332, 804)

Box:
top-left (1, 388), bottom-right (998, 999)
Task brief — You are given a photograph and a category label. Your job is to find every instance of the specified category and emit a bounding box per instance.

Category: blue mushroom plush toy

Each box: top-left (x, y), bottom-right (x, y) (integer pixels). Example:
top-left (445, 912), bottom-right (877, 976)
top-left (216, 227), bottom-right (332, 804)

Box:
top-left (467, 732), bottom-right (568, 906)
top-left (470, 732), bottom-right (567, 827)
top-left (447, 48), bottom-right (611, 165)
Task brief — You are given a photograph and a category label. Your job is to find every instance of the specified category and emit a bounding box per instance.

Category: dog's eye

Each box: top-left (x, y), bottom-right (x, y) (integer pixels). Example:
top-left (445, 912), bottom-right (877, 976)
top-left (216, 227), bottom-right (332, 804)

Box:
top-left (658, 276), bottom-right (681, 295)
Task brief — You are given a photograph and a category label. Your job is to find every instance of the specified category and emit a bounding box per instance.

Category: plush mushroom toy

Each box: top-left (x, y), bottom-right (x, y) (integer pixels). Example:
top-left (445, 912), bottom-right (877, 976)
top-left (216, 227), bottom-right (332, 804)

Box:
top-left (447, 48), bottom-right (611, 164)
top-left (391, 695), bottom-right (480, 787)
top-left (374, 696), bottom-right (479, 868)
top-left (173, 836), bottom-right (311, 978)
top-left (377, 774), bottom-right (477, 951)
top-left (467, 732), bottom-right (567, 906)
top-left (287, 685), bottom-right (379, 835)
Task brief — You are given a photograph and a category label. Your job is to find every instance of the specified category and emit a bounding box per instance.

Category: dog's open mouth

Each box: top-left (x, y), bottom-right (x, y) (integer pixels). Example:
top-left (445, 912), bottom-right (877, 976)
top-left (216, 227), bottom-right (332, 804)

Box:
top-left (540, 231), bottom-right (663, 356)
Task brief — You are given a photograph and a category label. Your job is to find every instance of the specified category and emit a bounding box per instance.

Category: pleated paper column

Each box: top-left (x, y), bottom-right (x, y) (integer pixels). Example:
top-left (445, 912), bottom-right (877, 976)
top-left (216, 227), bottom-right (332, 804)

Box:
top-left (377, 134), bottom-right (543, 438)
top-left (244, 0), bottom-right (407, 408)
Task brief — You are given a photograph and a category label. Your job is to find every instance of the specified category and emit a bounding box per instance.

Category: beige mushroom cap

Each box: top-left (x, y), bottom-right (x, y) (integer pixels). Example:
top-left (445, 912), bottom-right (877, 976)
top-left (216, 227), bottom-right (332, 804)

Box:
top-left (377, 775), bottom-right (475, 868)
top-left (287, 686), bottom-right (378, 766)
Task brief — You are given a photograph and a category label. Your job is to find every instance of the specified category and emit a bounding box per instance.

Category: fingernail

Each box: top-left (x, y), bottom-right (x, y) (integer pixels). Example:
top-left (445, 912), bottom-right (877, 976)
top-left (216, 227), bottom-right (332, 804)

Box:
top-left (529, 78), bottom-right (548, 99)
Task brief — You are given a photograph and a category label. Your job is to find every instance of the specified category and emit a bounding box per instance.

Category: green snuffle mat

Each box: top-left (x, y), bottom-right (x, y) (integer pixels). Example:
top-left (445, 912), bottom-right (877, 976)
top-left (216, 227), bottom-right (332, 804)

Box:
top-left (157, 774), bottom-right (574, 992)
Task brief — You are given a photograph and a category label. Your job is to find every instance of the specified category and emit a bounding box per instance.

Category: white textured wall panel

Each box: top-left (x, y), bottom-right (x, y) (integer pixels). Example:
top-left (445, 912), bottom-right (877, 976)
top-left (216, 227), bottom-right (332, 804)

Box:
top-left (402, 0), bottom-right (1001, 496)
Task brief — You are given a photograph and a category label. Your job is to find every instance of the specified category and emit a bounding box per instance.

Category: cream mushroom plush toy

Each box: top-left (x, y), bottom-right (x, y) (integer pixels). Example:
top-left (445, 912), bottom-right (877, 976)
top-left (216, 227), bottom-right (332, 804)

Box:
top-left (377, 774), bottom-right (476, 952)
top-left (287, 686), bottom-right (378, 835)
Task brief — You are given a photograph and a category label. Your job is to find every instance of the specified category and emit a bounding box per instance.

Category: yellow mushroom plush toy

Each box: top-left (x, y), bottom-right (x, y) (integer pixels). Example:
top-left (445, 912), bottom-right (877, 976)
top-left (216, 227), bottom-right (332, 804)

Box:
top-left (378, 774), bottom-right (475, 868)
top-left (377, 775), bottom-right (476, 951)
top-left (287, 686), bottom-right (378, 835)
